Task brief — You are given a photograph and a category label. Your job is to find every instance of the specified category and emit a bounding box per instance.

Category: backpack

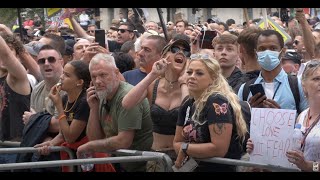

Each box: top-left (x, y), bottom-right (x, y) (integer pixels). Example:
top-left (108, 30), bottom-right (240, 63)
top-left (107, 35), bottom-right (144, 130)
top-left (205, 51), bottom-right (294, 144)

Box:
top-left (242, 75), bottom-right (301, 114)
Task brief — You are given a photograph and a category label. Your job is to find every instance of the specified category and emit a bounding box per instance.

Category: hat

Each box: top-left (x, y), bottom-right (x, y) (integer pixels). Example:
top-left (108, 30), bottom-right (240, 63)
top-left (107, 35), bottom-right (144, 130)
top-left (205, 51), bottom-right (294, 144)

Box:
top-left (24, 42), bottom-right (44, 56)
top-left (282, 51), bottom-right (302, 65)
top-left (161, 39), bottom-right (190, 57)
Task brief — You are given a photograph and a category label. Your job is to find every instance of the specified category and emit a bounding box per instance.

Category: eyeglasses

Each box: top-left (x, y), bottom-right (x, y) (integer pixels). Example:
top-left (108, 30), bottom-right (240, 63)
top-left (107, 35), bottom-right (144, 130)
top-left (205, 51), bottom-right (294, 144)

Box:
top-left (118, 29), bottom-right (133, 33)
top-left (293, 40), bottom-right (299, 45)
top-left (190, 53), bottom-right (210, 60)
top-left (87, 30), bottom-right (95, 33)
top-left (37, 56), bottom-right (57, 65)
top-left (170, 46), bottom-right (191, 57)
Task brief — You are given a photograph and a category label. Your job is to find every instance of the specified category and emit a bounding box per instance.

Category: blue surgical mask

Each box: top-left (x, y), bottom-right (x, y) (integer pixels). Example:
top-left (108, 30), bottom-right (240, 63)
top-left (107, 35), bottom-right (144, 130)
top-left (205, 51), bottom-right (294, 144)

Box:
top-left (257, 50), bottom-right (281, 71)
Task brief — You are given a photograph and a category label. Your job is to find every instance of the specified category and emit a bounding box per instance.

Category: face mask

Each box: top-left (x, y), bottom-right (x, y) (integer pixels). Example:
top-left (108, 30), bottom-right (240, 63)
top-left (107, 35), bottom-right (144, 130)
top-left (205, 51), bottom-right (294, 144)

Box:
top-left (257, 50), bottom-right (281, 71)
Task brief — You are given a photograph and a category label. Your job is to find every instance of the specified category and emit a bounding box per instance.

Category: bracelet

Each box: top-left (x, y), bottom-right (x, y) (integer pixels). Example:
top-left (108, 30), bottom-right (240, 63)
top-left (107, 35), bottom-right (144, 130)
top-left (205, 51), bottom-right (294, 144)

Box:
top-left (313, 161), bottom-right (319, 172)
top-left (58, 114), bottom-right (67, 121)
top-left (180, 83), bottom-right (187, 88)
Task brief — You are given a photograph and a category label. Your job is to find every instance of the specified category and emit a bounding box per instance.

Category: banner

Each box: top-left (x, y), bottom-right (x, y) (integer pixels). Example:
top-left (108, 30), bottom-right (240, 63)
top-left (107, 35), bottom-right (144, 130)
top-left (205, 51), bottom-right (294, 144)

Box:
top-left (47, 8), bottom-right (62, 18)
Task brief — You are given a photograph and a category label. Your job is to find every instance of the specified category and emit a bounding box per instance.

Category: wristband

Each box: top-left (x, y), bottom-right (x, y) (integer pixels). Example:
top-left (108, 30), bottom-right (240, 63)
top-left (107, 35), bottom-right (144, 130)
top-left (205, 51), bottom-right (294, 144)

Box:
top-left (58, 114), bottom-right (67, 121)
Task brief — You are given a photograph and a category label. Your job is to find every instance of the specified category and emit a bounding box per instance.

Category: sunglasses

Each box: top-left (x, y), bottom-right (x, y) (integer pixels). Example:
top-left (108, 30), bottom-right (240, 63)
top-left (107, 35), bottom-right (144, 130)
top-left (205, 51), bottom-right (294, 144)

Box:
top-left (170, 46), bottom-right (191, 57)
top-left (37, 56), bottom-right (57, 65)
top-left (190, 53), bottom-right (210, 60)
top-left (87, 30), bottom-right (95, 33)
top-left (118, 29), bottom-right (133, 33)
top-left (306, 60), bottom-right (320, 69)
top-left (293, 40), bottom-right (299, 45)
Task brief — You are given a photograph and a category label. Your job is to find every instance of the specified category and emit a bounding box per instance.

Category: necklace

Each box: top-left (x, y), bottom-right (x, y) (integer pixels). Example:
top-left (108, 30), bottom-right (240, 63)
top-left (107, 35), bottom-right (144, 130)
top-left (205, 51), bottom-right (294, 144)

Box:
top-left (164, 77), bottom-right (178, 89)
top-left (64, 90), bottom-right (82, 113)
top-left (306, 109), bottom-right (318, 128)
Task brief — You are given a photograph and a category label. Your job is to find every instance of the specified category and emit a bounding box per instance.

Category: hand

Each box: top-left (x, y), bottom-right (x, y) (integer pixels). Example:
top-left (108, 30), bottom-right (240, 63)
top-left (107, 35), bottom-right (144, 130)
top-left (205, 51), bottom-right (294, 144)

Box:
top-left (286, 150), bottom-right (309, 171)
top-left (22, 108), bottom-right (36, 125)
top-left (86, 81), bottom-right (99, 109)
top-left (262, 99), bottom-right (281, 109)
top-left (295, 8), bottom-right (306, 24)
top-left (190, 29), bottom-right (201, 53)
top-left (48, 83), bottom-right (62, 107)
top-left (76, 142), bottom-right (94, 159)
top-left (246, 138), bottom-right (254, 154)
top-left (248, 93), bottom-right (266, 108)
top-left (0, 24), bottom-right (13, 35)
top-left (151, 56), bottom-right (170, 77)
top-left (82, 43), bottom-right (108, 64)
top-left (34, 141), bottom-right (53, 156)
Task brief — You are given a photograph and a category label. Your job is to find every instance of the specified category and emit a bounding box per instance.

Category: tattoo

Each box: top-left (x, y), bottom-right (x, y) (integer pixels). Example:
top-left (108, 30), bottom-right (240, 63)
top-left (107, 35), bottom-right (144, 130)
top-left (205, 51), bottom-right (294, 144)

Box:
top-left (213, 123), bottom-right (225, 135)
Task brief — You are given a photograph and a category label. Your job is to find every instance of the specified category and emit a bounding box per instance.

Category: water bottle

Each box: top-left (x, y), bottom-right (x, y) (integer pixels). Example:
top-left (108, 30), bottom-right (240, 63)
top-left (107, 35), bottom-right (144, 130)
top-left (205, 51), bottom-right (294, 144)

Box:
top-left (291, 124), bottom-right (303, 151)
top-left (79, 152), bottom-right (94, 172)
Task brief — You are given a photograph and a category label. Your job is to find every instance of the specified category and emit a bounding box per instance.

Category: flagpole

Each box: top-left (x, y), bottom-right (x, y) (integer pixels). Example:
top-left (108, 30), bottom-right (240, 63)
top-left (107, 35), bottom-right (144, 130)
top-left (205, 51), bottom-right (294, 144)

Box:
top-left (17, 8), bottom-right (23, 42)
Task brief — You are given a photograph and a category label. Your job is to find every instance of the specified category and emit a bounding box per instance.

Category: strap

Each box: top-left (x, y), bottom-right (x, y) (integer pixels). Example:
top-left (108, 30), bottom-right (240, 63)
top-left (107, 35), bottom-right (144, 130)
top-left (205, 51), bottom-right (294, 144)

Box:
top-left (242, 77), bottom-right (258, 101)
top-left (151, 79), bottom-right (160, 105)
top-left (301, 114), bottom-right (320, 152)
top-left (287, 75), bottom-right (301, 114)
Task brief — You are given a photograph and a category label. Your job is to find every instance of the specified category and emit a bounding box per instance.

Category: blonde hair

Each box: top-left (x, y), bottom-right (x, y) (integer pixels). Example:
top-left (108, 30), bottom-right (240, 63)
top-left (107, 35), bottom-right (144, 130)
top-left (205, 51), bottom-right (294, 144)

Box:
top-left (189, 58), bottom-right (247, 143)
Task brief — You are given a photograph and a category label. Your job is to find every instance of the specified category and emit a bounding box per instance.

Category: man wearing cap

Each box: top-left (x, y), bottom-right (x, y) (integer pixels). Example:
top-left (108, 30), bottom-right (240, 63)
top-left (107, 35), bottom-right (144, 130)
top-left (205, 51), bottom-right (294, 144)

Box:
top-left (281, 51), bottom-right (302, 75)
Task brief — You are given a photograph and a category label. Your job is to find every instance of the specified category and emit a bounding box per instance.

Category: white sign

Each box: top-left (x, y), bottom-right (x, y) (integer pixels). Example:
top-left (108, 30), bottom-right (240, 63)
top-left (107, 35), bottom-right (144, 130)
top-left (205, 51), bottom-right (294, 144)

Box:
top-left (249, 108), bottom-right (297, 169)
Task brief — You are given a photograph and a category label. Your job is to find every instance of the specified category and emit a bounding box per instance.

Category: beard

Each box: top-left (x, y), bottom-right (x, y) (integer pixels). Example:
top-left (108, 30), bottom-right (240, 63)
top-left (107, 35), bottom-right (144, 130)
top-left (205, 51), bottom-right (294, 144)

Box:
top-left (95, 83), bottom-right (114, 101)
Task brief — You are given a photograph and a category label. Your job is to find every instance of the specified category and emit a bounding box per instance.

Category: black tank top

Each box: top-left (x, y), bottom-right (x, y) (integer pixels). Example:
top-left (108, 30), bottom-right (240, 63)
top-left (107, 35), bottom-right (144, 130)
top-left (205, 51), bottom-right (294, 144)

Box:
top-left (0, 76), bottom-right (31, 141)
top-left (150, 79), bottom-right (179, 135)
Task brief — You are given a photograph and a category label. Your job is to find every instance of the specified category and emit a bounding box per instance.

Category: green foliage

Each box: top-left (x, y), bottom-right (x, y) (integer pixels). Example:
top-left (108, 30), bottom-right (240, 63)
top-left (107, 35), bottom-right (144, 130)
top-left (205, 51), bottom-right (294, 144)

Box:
top-left (0, 8), bottom-right (44, 30)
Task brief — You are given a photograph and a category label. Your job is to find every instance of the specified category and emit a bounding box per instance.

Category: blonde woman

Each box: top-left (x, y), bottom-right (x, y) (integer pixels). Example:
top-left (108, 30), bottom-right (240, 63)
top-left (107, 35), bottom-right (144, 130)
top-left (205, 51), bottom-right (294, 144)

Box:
top-left (173, 54), bottom-right (247, 172)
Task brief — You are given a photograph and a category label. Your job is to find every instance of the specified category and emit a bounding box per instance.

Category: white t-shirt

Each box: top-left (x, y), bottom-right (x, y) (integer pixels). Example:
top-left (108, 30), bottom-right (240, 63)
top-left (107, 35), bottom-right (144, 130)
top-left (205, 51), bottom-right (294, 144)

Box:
top-left (263, 82), bottom-right (274, 99)
top-left (27, 74), bottom-right (37, 90)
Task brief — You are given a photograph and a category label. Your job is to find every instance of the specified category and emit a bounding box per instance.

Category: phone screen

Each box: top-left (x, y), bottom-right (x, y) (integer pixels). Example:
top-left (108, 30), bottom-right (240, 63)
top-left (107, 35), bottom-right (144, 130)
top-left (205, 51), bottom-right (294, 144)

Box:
top-left (199, 30), bottom-right (217, 49)
top-left (94, 29), bottom-right (106, 48)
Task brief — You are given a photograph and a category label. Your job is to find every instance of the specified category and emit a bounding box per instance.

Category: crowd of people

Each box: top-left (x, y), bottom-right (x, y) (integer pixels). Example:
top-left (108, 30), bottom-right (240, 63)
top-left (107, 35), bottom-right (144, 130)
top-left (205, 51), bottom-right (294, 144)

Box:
top-left (0, 8), bottom-right (319, 172)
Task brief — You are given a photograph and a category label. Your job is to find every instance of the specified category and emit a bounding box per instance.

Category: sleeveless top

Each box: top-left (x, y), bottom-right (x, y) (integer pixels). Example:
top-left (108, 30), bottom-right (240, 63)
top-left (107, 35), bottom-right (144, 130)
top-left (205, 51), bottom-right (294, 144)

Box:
top-left (297, 108), bottom-right (320, 162)
top-left (150, 79), bottom-right (179, 135)
top-left (0, 76), bottom-right (31, 141)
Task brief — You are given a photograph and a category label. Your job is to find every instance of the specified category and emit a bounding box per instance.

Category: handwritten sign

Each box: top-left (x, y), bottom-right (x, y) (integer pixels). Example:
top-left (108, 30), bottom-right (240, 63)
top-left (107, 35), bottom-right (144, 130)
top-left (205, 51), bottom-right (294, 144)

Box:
top-left (249, 108), bottom-right (297, 169)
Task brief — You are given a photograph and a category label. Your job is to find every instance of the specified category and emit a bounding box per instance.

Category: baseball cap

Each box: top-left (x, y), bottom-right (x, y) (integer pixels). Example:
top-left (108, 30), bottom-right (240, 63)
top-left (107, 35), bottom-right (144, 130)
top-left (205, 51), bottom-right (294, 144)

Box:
top-left (282, 51), bottom-right (302, 65)
top-left (24, 42), bottom-right (45, 56)
top-left (161, 39), bottom-right (191, 57)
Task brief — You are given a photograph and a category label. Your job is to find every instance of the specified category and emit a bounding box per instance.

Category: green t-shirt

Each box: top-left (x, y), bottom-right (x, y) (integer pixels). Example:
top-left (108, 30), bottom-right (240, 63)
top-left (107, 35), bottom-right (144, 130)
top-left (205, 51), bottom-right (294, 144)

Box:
top-left (99, 81), bottom-right (153, 172)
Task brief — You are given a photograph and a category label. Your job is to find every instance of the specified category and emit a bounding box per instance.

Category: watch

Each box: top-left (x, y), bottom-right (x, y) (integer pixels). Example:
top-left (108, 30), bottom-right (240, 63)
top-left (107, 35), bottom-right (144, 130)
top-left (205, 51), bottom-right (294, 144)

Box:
top-left (181, 142), bottom-right (189, 155)
top-left (313, 162), bottom-right (319, 172)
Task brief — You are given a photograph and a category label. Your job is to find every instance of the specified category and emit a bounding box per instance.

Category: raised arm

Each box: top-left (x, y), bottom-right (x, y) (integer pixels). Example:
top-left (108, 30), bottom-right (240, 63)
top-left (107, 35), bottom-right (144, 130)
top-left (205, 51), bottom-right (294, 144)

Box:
top-left (122, 57), bottom-right (169, 109)
top-left (0, 35), bottom-right (30, 95)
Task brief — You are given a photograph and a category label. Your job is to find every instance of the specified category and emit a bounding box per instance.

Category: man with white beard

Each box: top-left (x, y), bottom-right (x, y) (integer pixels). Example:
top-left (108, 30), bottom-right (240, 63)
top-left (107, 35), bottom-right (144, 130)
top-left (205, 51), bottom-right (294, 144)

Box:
top-left (77, 53), bottom-right (153, 172)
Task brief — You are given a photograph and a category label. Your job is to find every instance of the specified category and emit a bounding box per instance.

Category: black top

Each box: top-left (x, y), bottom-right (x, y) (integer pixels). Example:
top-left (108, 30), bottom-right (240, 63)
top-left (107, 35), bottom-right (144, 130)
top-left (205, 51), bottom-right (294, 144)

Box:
top-left (150, 79), bottom-right (179, 135)
top-left (62, 90), bottom-right (89, 142)
top-left (227, 66), bottom-right (244, 94)
top-left (0, 76), bottom-right (31, 141)
top-left (177, 94), bottom-right (242, 172)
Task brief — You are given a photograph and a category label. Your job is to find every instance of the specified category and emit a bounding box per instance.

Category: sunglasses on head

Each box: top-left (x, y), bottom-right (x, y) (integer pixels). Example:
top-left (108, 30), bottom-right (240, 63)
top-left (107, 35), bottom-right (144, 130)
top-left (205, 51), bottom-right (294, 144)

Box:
top-left (170, 46), bottom-right (191, 57)
top-left (306, 60), bottom-right (320, 69)
top-left (293, 40), bottom-right (299, 45)
top-left (37, 56), bottom-right (57, 65)
top-left (190, 53), bottom-right (210, 60)
top-left (118, 29), bottom-right (133, 33)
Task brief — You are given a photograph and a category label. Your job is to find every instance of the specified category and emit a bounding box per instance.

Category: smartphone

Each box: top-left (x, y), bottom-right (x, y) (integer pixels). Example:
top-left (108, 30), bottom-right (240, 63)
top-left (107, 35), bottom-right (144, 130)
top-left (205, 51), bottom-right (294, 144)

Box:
top-left (199, 30), bottom-right (217, 49)
top-left (94, 29), bottom-right (106, 48)
top-left (249, 84), bottom-right (266, 98)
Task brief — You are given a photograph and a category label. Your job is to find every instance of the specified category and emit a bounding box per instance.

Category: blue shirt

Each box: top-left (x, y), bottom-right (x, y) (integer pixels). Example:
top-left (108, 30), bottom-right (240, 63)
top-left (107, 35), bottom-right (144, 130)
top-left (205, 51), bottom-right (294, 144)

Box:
top-left (122, 69), bottom-right (147, 86)
top-left (238, 69), bottom-right (308, 112)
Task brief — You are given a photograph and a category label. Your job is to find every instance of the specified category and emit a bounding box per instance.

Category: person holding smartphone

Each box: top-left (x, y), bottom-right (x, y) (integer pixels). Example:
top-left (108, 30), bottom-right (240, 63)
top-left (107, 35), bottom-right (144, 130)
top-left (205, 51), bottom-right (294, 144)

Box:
top-left (238, 30), bottom-right (308, 111)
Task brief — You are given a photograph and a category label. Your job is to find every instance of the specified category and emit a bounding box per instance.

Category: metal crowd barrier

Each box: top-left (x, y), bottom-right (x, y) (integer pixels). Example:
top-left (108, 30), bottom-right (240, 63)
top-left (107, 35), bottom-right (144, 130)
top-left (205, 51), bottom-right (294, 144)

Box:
top-left (196, 157), bottom-right (300, 172)
top-left (0, 146), bottom-right (76, 172)
top-left (0, 147), bottom-right (174, 172)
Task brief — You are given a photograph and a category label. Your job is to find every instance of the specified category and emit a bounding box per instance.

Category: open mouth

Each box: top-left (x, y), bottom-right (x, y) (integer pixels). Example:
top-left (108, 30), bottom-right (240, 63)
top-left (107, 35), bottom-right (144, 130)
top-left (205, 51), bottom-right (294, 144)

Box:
top-left (45, 69), bottom-right (53, 72)
top-left (174, 57), bottom-right (184, 63)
